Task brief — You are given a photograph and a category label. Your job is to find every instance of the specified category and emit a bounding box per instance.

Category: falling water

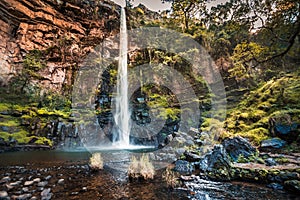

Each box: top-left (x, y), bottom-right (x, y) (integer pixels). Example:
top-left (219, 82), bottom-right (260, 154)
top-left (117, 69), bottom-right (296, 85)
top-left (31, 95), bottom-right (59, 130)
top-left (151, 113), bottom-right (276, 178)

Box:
top-left (113, 7), bottom-right (130, 147)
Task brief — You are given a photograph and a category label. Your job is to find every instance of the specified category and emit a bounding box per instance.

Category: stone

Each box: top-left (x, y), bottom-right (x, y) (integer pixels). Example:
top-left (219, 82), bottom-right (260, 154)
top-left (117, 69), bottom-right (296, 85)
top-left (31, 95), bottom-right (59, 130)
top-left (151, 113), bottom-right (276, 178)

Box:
top-left (284, 180), bottom-right (300, 193)
top-left (37, 181), bottom-right (48, 187)
top-left (24, 181), bottom-right (34, 186)
top-left (265, 158), bottom-right (277, 166)
top-left (174, 160), bottom-right (194, 173)
top-left (0, 176), bottom-right (11, 184)
top-left (13, 193), bottom-right (32, 200)
top-left (199, 144), bottom-right (232, 181)
top-left (267, 183), bottom-right (283, 190)
top-left (41, 188), bottom-right (52, 200)
top-left (261, 138), bottom-right (286, 149)
top-left (0, 191), bottom-right (8, 199)
top-left (57, 179), bottom-right (64, 185)
top-left (9, 181), bottom-right (21, 187)
top-left (222, 136), bottom-right (256, 162)
top-left (22, 187), bottom-right (29, 193)
top-left (184, 152), bottom-right (202, 162)
top-left (33, 178), bottom-right (41, 183)
top-left (45, 175), bottom-right (52, 180)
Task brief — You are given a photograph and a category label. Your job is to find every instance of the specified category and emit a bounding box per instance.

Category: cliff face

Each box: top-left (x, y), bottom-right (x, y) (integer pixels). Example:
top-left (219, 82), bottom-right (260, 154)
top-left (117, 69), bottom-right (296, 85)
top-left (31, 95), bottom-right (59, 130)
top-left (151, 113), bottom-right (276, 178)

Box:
top-left (0, 0), bottom-right (120, 91)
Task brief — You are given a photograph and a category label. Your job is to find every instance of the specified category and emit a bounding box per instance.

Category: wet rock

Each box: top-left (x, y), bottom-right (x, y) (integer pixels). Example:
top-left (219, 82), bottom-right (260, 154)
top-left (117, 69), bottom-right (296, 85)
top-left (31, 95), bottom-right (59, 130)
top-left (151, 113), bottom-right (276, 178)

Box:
top-left (45, 176), bottom-right (52, 181)
top-left (267, 183), bottom-right (283, 190)
top-left (41, 188), bottom-right (52, 200)
top-left (12, 193), bottom-right (32, 200)
top-left (261, 138), bottom-right (286, 149)
top-left (199, 145), bottom-right (232, 181)
top-left (22, 187), bottom-right (29, 193)
top-left (37, 181), bottom-right (48, 187)
top-left (174, 160), bottom-right (194, 173)
top-left (33, 178), bottom-right (41, 183)
top-left (9, 181), bottom-right (21, 187)
top-left (24, 181), bottom-right (34, 186)
top-left (284, 180), bottom-right (300, 193)
top-left (265, 158), bottom-right (277, 166)
top-left (30, 197), bottom-right (37, 200)
top-left (0, 191), bottom-right (8, 199)
top-left (0, 176), bottom-right (11, 184)
top-left (184, 152), bottom-right (202, 162)
top-left (222, 136), bottom-right (256, 162)
top-left (57, 179), bottom-right (64, 185)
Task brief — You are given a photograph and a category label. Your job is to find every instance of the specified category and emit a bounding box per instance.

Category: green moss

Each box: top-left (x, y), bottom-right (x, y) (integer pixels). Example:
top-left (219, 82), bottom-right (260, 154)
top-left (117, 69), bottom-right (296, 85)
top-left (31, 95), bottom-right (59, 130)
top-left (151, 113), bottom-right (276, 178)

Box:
top-left (34, 137), bottom-right (53, 146)
top-left (240, 128), bottom-right (269, 145)
top-left (11, 130), bottom-right (31, 144)
top-left (224, 72), bottom-right (300, 146)
top-left (0, 131), bottom-right (10, 141)
top-left (0, 119), bottom-right (20, 127)
top-left (0, 103), bottom-right (11, 112)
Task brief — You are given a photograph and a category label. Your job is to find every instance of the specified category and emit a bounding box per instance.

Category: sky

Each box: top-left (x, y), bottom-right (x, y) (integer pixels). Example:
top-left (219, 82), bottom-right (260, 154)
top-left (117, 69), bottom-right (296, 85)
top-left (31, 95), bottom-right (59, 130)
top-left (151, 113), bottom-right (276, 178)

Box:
top-left (111, 0), bottom-right (171, 11)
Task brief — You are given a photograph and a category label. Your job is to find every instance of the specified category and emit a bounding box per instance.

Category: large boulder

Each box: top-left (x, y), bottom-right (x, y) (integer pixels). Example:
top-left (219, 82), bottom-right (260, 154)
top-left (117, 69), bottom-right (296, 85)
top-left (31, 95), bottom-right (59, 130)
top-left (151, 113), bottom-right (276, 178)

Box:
top-left (199, 145), bottom-right (232, 181)
top-left (222, 136), bottom-right (257, 162)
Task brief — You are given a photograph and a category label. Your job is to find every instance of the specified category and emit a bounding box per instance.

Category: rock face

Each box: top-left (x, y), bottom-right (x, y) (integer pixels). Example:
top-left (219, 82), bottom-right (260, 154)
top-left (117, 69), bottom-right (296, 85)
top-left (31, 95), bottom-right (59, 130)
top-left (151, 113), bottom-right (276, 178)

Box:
top-left (0, 0), bottom-right (120, 90)
top-left (199, 144), bottom-right (232, 181)
top-left (222, 136), bottom-right (257, 162)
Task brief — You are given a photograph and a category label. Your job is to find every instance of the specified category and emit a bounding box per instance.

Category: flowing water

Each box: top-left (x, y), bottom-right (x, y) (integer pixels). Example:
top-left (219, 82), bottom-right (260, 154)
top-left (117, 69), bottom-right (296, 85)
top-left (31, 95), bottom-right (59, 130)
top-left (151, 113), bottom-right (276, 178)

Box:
top-left (0, 151), bottom-right (298, 200)
top-left (113, 7), bottom-right (130, 147)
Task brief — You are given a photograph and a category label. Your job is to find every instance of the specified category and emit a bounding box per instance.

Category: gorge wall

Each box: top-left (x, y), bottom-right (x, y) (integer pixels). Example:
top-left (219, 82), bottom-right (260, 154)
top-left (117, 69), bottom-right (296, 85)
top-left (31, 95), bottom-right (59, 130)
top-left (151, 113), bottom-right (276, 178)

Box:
top-left (0, 0), bottom-right (120, 91)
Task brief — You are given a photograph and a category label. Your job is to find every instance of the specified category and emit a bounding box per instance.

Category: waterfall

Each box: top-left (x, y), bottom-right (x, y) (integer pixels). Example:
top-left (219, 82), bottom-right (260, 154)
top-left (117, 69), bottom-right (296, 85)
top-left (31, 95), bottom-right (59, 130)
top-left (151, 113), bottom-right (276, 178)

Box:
top-left (113, 7), bottom-right (130, 147)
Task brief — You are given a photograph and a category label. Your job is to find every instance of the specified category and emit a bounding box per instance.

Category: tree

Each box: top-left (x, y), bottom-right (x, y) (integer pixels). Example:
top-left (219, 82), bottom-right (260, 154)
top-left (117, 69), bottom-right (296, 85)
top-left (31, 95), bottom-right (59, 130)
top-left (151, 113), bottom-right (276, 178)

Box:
top-left (162, 0), bottom-right (207, 32)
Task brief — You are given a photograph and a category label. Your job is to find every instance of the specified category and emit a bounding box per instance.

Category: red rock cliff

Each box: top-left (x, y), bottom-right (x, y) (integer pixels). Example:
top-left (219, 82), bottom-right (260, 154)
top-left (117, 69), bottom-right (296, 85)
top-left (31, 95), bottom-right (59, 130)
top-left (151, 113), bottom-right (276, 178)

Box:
top-left (0, 0), bottom-right (120, 91)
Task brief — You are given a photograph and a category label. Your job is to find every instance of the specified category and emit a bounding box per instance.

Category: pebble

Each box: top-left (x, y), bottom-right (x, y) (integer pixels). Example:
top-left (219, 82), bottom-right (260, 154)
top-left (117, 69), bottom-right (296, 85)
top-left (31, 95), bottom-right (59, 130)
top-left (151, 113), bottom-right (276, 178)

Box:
top-left (30, 196), bottom-right (38, 200)
top-left (41, 188), bottom-right (52, 200)
top-left (33, 178), bottom-right (41, 183)
top-left (9, 181), bottom-right (21, 187)
top-left (57, 179), bottom-right (64, 185)
top-left (22, 187), bottom-right (29, 193)
top-left (37, 181), bottom-right (48, 187)
top-left (12, 193), bottom-right (32, 200)
top-left (24, 180), bottom-right (34, 186)
top-left (0, 176), bottom-right (11, 184)
top-left (45, 175), bottom-right (52, 181)
top-left (0, 191), bottom-right (8, 199)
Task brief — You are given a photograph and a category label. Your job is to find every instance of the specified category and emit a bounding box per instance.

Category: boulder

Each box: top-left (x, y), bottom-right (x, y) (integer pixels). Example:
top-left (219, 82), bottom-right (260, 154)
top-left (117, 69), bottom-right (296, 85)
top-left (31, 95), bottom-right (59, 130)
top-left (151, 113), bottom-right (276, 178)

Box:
top-left (261, 138), bottom-right (286, 149)
top-left (199, 144), bottom-right (232, 181)
top-left (174, 160), bottom-right (194, 173)
top-left (284, 180), bottom-right (300, 194)
top-left (265, 158), bottom-right (277, 166)
top-left (222, 136), bottom-right (256, 162)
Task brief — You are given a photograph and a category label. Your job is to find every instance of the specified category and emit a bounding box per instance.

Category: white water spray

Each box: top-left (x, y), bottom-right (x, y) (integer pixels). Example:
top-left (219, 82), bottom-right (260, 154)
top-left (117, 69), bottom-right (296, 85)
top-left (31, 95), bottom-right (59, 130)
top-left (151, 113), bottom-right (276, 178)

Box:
top-left (114, 7), bottom-right (130, 146)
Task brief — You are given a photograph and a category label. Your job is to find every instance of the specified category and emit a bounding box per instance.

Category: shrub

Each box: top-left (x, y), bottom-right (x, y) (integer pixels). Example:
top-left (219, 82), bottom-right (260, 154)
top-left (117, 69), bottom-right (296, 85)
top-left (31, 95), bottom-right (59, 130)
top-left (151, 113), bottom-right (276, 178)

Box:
top-left (128, 154), bottom-right (155, 180)
top-left (89, 153), bottom-right (103, 171)
top-left (162, 167), bottom-right (179, 188)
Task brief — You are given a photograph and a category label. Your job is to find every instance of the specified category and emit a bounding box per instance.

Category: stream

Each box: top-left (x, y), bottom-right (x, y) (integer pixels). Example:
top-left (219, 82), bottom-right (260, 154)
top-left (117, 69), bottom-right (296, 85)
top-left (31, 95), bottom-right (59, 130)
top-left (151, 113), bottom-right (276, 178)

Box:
top-left (0, 150), bottom-right (299, 200)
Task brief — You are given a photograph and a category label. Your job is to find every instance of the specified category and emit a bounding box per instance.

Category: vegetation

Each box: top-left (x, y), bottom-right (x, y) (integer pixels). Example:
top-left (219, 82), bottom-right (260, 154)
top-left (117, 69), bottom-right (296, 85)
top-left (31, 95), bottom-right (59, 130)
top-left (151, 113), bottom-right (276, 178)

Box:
top-left (89, 153), bottom-right (104, 171)
top-left (128, 154), bottom-right (155, 180)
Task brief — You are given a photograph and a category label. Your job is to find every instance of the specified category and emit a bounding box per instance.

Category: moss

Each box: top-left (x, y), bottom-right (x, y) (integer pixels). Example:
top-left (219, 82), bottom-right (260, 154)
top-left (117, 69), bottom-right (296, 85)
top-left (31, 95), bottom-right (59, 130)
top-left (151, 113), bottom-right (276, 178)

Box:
top-left (0, 131), bottom-right (10, 141)
top-left (0, 119), bottom-right (20, 127)
top-left (224, 71), bottom-right (300, 146)
top-left (11, 130), bottom-right (31, 144)
top-left (275, 157), bottom-right (290, 164)
top-left (34, 137), bottom-right (53, 146)
top-left (239, 128), bottom-right (269, 145)
top-left (0, 103), bottom-right (11, 112)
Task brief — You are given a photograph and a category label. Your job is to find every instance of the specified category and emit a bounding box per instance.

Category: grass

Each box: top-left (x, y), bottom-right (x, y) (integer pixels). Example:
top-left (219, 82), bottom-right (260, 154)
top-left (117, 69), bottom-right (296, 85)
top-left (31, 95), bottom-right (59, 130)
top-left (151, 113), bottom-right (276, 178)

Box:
top-left (128, 154), bottom-right (155, 180)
